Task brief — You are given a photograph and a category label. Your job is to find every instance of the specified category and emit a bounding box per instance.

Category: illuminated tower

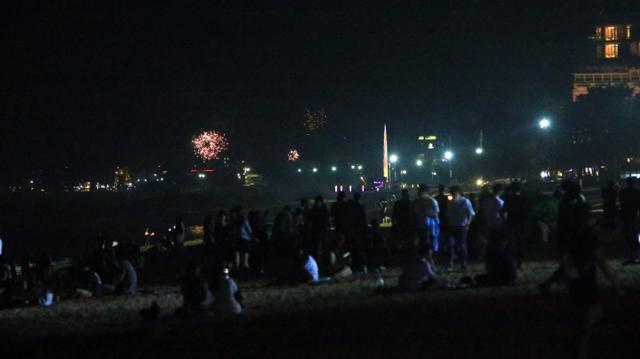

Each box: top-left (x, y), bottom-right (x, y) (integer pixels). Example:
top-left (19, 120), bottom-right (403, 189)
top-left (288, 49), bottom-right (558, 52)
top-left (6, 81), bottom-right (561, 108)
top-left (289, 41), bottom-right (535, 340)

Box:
top-left (383, 124), bottom-right (389, 181)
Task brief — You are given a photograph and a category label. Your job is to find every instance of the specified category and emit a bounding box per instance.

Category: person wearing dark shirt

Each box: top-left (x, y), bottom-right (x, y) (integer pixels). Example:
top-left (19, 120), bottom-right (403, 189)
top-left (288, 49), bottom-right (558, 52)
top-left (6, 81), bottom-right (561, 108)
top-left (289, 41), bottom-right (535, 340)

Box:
top-left (273, 206), bottom-right (294, 255)
top-left (619, 177), bottom-right (640, 264)
top-left (564, 201), bottom-right (618, 359)
top-left (213, 211), bottom-right (232, 265)
top-left (180, 263), bottom-right (213, 315)
top-left (309, 195), bottom-right (331, 261)
top-left (392, 189), bottom-right (415, 248)
top-left (539, 180), bottom-right (586, 294)
top-left (502, 183), bottom-right (530, 269)
top-left (601, 180), bottom-right (618, 229)
top-left (346, 193), bottom-right (368, 274)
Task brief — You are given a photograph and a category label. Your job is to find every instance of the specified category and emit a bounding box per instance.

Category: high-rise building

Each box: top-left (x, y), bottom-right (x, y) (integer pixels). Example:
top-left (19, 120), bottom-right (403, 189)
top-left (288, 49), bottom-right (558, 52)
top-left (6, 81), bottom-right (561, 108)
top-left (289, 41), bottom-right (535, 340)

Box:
top-left (572, 21), bottom-right (640, 101)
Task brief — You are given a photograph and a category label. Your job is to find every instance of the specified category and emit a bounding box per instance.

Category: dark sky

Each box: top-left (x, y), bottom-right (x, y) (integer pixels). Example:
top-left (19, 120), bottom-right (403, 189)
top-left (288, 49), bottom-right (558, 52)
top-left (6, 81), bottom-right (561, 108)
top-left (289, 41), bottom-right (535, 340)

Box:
top-left (1, 1), bottom-right (638, 183)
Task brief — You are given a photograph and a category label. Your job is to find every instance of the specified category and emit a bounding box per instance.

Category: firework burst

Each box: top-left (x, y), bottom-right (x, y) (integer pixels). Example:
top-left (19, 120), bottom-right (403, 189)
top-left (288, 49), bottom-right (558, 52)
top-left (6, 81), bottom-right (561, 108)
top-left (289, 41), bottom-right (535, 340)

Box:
top-left (192, 130), bottom-right (228, 161)
top-left (303, 108), bottom-right (327, 133)
top-left (288, 148), bottom-right (300, 162)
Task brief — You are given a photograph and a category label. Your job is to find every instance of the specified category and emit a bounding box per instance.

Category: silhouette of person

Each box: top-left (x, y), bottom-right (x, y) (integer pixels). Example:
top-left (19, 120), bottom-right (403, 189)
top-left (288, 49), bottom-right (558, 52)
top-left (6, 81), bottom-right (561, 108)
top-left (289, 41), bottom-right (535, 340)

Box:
top-left (539, 180), bottom-right (585, 294)
top-left (346, 193), bottom-right (368, 274)
top-left (434, 184), bottom-right (450, 255)
top-left (392, 189), bottom-right (415, 248)
top-left (601, 180), bottom-right (618, 229)
top-left (564, 201), bottom-right (618, 359)
top-left (273, 206), bottom-right (294, 255)
top-left (619, 177), bottom-right (640, 264)
top-left (502, 183), bottom-right (530, 269)
top-left (330, 192), bottom-right (350, 253)
top-left (309, 195), bottom-right (331, 261)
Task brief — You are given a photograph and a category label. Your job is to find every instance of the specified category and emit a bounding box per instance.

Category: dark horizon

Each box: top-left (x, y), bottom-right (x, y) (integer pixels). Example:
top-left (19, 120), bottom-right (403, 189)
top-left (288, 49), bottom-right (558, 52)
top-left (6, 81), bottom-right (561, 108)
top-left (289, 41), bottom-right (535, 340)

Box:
top-left (2, 2), bottom-right (640, 184)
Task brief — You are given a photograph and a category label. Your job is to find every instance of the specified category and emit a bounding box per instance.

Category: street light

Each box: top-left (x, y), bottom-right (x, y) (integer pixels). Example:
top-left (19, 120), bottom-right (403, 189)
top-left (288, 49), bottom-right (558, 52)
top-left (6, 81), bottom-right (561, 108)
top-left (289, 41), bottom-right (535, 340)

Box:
top-left (389, 154), bottom-right (399, 164)
top-left (357, 165), bottom-right (363, 170)
top-left (416, 159), bottom-right (423, 167)
top-left (312, 167), bottom-right (318, 173)
top-left (475, 147), bottom-right (483, 155)
top-left (331, 166), bottom-right (337, 172)
top-left (443, 150), bottom-right (454, 185)
top-left (539, 118), bottom-right (551, 129)
top-left (297, 168), bottom-right (302, 173)
top-left (444, 150), bottom-right (454, 161)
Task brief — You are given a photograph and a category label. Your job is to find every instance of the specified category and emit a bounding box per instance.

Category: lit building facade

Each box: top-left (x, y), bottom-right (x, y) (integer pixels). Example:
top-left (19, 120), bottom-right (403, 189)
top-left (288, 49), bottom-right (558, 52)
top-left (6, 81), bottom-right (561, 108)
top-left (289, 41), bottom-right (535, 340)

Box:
top-left (572, 23), bottom-right (640, 101)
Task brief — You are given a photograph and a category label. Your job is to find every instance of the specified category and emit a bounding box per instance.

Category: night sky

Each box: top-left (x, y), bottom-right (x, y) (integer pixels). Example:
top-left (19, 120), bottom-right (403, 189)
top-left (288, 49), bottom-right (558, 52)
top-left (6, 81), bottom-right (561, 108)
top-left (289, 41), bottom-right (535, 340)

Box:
top-left (2, 1), bottom-right (639, 183)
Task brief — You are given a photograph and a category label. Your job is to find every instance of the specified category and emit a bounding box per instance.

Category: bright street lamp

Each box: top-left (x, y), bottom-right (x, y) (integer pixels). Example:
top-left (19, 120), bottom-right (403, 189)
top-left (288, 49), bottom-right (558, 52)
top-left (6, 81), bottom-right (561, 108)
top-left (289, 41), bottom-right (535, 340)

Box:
top-left (389, 154), bottom-right (399, 164)
top-left (475, 147), bottom-right (484, 155)
top-left (539, 118), bottom-right (551, 129)
top-left (312, 167), bottom-right (318, 173)
top-left (444, 150), bottom-right (454, 161)
top-left (416, 159), bottom-right (423, 167)
top-left (331, 166), bottom-right (337, 172)
top-left (357, 165), bottom-right (363, 170)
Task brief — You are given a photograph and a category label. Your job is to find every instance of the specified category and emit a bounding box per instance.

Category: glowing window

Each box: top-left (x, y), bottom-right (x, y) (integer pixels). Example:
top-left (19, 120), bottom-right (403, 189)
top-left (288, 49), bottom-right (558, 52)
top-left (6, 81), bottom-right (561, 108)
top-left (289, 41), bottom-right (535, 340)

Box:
top-left (627, 25), bottom-right (632, 39)
top-left (595, 27), bottom-right (602, 39)
top-left (604, 26), bottom-right (618, 41)
top-left (605, 43), bottom-right (619, 58)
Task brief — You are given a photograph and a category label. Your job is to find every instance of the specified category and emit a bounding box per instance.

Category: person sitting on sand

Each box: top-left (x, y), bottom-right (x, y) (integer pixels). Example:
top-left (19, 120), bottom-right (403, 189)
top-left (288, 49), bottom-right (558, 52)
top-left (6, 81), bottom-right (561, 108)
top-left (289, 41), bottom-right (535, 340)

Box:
top-left (295, 249), bottom-right (321, 284)
top-left (114, 254), bottom-right (137, 296)
top-left (397, 246), bottom-right (438, 292)
top-left (212, 267), bottom-right (242, 318)
top-left (180, 263), bottom-right (213, 315)
top-left (472, 244), bottom-right (517, 287)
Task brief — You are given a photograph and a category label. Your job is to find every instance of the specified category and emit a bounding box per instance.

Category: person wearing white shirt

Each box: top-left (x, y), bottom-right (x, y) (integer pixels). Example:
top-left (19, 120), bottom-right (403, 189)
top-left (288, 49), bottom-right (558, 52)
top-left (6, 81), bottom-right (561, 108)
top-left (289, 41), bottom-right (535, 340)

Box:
top-left (446, 186), bottom-right (476, 270)
top-left (303, 254), bottom-right (320, 283)
top-left (213, 269), bottom-right (243, 318)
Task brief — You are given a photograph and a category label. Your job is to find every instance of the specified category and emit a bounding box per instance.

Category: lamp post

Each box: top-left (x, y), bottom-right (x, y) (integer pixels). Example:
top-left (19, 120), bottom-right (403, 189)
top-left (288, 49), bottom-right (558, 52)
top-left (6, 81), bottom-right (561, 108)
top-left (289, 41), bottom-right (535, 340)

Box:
top-left (389, 154), bottom-right (399, 184)
top-left (444, 150), bottom-right (454, 185)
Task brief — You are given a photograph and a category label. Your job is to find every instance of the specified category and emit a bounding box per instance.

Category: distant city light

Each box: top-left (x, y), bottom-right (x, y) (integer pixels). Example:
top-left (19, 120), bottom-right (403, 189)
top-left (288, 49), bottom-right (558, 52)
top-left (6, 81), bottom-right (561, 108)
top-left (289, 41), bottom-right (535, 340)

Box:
top-left (331, 166), bottom-right (337, 172)
top-left (476, 178), bottom-right (484, 187)
top-left (539, 118), bottom-right (551, 129)
top-left (197, 173), bottom-right (206, 179)
top-left (312, 167), bottom-right (318, 173)
top-left (389, 154), bottom-right (399, 164)
top-left (401, 169), bottom-right (407, 175)
top-left (475, 147), bottom-right (483, 155)
top-left (416, 159), bottom-right (423, 167)
top-left (297, 168), bottom-right (303, 173)
top-left (444, 150), bottom-right (454, 161)
top-left (350, 165), bottom-right (356, 170)
top-left (357, 165), bottom-right (363, 170)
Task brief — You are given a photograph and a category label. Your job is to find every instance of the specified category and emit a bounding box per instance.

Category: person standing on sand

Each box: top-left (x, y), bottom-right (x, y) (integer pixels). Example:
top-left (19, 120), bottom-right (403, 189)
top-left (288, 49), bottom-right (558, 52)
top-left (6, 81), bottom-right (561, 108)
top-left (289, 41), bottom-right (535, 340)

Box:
top-left (502, 183), bottom-right (530, 269)
top-left (309, 195), bottom-right (331, 262)
top-left (330, 191), bottom-right (349, 254)
top-left (446, 186), bottom-right (475, 271)
top-left (346, 192), bottom-right (368, 274)
top-left (392, 189), bottom-right (415, 249)
top-left (619, 177), bottom-right (640, 264)
top-left (563, 202), bottom-right (618, 359)
top-left (231, 206), bottom-right (252, 277)
top-left (413, 184), bottom-right (440, 253)
top-left (601, 180), bottom-right (618, 229)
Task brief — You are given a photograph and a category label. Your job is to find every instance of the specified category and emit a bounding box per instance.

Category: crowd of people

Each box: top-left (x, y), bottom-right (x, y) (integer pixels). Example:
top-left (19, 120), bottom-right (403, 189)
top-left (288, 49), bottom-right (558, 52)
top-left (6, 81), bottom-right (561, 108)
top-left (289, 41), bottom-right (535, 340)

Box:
top-left (1, 177), bottom-right (637, 356)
